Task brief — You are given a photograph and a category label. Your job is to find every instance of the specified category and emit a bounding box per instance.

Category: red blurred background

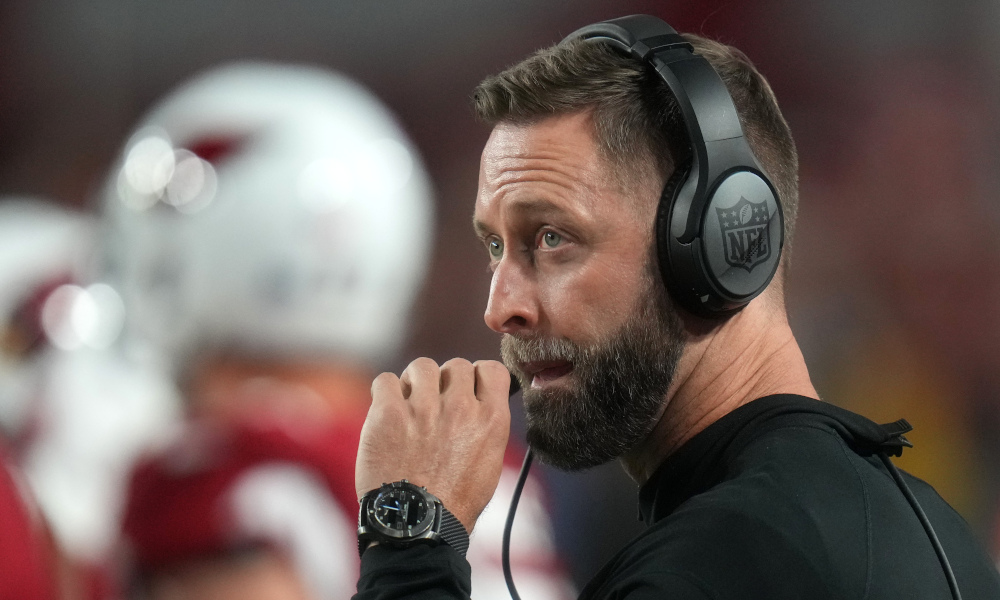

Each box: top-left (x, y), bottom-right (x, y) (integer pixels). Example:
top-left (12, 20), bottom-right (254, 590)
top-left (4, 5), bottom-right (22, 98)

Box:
top-left (2, 0), bottom-right (999, 587)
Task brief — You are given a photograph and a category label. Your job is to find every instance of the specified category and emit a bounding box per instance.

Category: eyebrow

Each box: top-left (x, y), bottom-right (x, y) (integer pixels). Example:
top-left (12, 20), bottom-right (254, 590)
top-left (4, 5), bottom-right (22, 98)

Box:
top-left (472, 196), bottom-right (576, 241)
top-left (472, 216), bottom-right (492, 241)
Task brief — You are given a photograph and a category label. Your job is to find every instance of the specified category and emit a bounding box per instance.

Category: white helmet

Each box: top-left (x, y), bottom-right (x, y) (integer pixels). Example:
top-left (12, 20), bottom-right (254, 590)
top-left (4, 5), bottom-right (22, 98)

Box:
top-left (99, 62), bottom-right (434, 372)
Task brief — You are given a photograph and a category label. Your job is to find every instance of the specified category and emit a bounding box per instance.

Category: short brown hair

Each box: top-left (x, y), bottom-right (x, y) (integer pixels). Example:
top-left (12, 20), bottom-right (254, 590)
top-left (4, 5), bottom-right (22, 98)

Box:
top-left (473, 34), bottom-right (800, 257)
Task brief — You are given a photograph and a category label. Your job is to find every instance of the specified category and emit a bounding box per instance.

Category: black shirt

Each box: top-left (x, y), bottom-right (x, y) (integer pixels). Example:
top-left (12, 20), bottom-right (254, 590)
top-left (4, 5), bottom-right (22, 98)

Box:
top-left (355, 395), bottom-right (1000, 599)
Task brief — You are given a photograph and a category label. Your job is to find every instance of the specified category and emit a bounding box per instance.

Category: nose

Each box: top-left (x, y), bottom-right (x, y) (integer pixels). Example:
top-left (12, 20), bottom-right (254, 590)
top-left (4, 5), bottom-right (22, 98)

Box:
top-left (484, 258), bottom-right (537, 334)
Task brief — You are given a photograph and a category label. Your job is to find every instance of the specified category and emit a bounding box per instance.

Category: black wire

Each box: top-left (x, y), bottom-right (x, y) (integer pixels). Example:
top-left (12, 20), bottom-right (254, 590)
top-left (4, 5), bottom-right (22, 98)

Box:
top-left (503, 447), bottom-right (534, 600)
top-left (878, 453), bottom-right (962, 600)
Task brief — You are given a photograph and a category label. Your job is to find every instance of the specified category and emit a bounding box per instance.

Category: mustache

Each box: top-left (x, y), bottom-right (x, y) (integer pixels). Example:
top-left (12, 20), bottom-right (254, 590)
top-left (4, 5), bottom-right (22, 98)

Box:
top-left (500, 334), bottom-right (588, 380)
top-left (501, 334), bottom-right (578, 361)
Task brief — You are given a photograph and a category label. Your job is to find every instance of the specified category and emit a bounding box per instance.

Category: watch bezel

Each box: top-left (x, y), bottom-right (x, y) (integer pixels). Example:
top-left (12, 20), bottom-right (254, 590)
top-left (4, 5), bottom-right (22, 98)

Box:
top-left (364, 482), bottom-right (437, 539)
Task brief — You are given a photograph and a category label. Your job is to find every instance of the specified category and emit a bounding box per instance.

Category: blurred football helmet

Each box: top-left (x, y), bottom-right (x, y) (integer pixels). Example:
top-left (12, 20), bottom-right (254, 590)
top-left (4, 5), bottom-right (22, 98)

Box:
top-left (100, 63), bottom-right (434, 372)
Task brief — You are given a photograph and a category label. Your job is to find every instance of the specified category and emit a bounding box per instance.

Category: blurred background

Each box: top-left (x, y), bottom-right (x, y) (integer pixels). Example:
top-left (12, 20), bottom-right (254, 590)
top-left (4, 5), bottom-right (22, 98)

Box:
top-left (1, 0), bottom-right (999, 595)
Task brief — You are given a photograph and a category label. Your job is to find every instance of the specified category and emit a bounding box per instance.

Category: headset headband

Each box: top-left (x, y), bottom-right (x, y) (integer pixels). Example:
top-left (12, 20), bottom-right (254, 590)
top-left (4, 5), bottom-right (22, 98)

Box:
top-left (563, 15), bottom-right (751, 243)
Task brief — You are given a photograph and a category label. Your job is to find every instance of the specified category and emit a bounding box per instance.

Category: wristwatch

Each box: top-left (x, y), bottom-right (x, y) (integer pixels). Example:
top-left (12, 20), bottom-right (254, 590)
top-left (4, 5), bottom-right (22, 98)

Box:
top-left (357, 480), bottom-right (470, 558)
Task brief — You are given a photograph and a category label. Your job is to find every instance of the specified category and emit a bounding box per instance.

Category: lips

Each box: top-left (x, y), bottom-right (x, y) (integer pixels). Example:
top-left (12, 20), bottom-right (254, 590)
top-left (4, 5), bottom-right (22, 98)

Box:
top-left (522, 360), bottom-right (573, 388)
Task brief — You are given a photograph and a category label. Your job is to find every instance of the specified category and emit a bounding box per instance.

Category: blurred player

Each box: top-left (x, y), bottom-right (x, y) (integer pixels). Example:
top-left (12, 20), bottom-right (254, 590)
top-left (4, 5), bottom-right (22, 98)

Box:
top-left (97, 63), bottom-right (573, 599)
top-left (0, 197), bottom-right (82, 600)
top-left (0, 197), bottom-right (179, 599)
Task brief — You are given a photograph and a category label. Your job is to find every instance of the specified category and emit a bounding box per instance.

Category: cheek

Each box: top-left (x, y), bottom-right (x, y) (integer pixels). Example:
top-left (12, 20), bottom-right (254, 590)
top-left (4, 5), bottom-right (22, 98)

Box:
top-left (538, 253), bottom-right (649, 342)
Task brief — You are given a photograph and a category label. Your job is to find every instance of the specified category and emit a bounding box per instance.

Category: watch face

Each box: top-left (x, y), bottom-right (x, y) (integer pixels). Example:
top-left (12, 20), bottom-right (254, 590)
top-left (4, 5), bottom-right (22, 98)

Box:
top-left (369, 487), bottom-right (433, 538)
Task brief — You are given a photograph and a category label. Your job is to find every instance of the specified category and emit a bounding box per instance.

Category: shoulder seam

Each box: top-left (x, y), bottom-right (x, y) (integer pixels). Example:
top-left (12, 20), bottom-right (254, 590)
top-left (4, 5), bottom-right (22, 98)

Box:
top-left (834, 430), bottom-right (873, 600)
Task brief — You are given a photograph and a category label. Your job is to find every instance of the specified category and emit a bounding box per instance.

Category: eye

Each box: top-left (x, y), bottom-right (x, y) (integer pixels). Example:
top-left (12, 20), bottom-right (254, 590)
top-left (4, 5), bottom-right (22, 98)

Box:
top-left (541, 231), bottom-right (562, 248)
top-left (488, 238), bottom-right (504, 259)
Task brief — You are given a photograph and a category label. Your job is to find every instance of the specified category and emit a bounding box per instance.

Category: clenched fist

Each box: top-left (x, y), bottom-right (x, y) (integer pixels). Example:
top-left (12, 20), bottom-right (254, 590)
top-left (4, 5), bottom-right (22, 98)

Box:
top-left (356, 358), bottom-right (511, 533)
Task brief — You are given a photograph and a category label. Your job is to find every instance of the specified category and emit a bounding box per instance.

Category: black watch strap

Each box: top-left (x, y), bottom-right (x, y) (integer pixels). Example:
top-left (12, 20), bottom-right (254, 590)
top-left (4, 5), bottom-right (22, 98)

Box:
top-left (438, 506), bottom-right (470, 557)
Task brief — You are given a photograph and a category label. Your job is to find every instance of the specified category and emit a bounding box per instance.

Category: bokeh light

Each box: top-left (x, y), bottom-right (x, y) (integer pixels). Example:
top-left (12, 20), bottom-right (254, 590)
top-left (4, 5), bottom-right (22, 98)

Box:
top-left (41, 283), bottom-right (125, 350)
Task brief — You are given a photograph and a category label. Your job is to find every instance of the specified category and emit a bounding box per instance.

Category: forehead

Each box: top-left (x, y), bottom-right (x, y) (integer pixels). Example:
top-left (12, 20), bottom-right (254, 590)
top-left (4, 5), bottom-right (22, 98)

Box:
top-left (475, 113), bottom-right (614, 218)
top-left (481, 112), bottom-right (602, 174)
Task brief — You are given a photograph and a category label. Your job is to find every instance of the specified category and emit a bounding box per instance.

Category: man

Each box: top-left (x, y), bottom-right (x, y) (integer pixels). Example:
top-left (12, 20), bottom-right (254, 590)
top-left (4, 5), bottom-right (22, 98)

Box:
top-left (354, 15), bottom-right (1000, 600)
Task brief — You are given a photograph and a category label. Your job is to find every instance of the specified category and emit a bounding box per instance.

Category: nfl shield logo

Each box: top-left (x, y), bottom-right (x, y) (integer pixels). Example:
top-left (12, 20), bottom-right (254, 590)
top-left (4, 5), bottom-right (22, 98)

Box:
top-left (716, 197), bottom-right (771, 272)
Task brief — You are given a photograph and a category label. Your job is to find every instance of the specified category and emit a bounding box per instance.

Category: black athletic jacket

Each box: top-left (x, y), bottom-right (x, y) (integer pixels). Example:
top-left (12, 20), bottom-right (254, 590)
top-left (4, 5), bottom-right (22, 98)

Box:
top-left (355, 394), bottom-right (1000, 599)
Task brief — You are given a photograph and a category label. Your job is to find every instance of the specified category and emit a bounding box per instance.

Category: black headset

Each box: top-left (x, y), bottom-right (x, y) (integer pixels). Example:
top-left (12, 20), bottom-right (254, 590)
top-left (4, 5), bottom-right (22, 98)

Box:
top-left (561, 15), bottom-right (784, 318)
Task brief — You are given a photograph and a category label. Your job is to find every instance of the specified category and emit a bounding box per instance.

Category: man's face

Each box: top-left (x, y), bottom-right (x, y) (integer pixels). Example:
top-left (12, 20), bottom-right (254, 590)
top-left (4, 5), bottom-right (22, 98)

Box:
top-left (473, 112), bottom-right (685, 470)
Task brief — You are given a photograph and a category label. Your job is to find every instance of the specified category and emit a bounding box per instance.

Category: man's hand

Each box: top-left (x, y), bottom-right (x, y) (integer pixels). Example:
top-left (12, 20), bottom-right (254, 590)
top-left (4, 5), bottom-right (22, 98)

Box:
top-left (356, 358), bottom-right (511, 533)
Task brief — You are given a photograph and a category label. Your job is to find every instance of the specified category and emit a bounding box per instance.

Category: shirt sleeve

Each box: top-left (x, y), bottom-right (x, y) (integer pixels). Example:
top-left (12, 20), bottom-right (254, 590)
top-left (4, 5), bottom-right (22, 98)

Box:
top-left (354, 544), bottom-right (473, 600)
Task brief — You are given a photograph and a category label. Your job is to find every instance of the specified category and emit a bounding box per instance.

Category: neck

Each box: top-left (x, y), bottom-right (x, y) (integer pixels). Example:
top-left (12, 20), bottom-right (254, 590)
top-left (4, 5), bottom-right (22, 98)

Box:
top-left (621, 296), bottom-right (817, 483)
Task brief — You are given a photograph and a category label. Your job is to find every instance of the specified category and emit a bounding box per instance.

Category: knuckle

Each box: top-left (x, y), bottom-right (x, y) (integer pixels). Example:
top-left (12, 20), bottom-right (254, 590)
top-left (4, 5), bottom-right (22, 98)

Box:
top-left (371, 372), bottom-right (400, 399)
top-left (442, 357), bottom-right (474, 373)
top-left (408, 357), bottom-right (441, 377)
top-left (476, 359), bottom-right (509, 379)
top-left (373, 371), bottom-right (397, 385)
top-left (474, 360), bottom-right (511, 400)
top-left (441, 358), bottom-right (475, 394)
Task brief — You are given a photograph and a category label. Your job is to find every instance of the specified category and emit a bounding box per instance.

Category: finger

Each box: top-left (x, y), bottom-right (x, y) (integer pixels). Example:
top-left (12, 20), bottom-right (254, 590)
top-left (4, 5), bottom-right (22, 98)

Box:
top-left (473, 360), bottom-right (511, 404)
top-left (439, 358), bottom-right (475, 397)
top-left (399, 357), bottom-right (441, 403)
top-left (371, 371), bottom-right (404, 405)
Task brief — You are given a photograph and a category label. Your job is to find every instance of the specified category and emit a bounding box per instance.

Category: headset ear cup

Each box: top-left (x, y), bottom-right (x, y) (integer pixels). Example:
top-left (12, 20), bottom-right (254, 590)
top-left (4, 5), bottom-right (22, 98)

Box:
top-left (699, 170), bottom-right (784, 311)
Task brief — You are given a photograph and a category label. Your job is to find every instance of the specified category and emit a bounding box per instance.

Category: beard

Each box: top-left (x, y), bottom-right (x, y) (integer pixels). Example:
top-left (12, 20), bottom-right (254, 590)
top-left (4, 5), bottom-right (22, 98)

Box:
top-left (500, 272), bottom-right (685, 471)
